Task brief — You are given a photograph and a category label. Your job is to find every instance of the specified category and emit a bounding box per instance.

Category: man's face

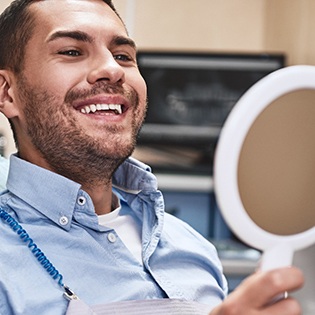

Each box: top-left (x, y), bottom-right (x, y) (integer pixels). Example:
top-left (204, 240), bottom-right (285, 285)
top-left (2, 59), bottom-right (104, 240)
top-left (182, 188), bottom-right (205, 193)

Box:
top-left (12, 0), bottom-right (147, 182)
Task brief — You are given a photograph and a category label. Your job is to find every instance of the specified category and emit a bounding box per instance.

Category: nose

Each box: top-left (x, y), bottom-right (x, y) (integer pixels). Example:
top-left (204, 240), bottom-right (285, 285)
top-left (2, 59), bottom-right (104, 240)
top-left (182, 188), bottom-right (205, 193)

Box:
top-left (87, 52), bottom-right (125, 85)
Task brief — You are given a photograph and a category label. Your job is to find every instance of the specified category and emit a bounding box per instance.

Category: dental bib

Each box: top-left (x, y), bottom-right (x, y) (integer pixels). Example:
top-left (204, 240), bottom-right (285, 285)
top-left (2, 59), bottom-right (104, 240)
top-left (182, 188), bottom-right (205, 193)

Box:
top-left (66, 298), bottom-right (213, 315)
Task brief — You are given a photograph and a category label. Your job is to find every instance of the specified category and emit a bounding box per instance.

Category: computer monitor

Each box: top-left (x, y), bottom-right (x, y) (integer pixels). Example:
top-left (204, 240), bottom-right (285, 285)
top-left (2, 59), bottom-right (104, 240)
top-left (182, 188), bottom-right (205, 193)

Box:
top-left (134, 51), bottom-right (285, 175)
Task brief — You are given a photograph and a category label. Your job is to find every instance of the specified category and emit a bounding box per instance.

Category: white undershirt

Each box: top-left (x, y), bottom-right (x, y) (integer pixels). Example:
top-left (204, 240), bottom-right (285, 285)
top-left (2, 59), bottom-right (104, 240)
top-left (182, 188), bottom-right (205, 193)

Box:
top-left (98, 201), bottom-right (143, 263)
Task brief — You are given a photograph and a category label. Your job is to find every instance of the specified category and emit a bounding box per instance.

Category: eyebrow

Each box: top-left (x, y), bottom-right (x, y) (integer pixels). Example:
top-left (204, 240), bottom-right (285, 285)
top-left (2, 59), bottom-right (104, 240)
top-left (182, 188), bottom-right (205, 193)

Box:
top-left (47, 30), bottom-right (94, 43)
top-left (111, 35), bottom-right (136, 49)
top-left (46, 31), bottom-right (136, 49)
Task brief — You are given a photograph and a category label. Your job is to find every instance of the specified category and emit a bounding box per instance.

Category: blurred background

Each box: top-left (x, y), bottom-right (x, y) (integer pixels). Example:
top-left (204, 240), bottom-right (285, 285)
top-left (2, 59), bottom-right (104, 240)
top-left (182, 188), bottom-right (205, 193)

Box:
top-left (0, 0), bottom-right (314, 313)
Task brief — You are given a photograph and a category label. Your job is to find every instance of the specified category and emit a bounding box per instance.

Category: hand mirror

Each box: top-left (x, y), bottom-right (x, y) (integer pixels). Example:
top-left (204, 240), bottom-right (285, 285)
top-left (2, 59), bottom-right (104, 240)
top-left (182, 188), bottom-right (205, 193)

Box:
top-left (214, 65), bottom-right (315, 271)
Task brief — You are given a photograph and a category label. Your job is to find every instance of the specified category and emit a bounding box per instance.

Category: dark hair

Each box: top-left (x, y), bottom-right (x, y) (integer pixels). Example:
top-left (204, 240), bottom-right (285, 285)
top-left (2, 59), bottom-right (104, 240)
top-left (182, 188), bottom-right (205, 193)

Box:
top-left (0, 0), bottom-right (120, 74)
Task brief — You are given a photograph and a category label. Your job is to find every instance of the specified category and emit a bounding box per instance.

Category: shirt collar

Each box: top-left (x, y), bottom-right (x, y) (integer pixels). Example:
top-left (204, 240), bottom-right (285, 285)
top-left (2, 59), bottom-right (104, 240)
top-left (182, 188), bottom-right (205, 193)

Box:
top-left (112, 156), bottom-right (158, 193)
top-left (7, 155), bottom-right (82, 230)
top-left (6, 155), bottom-right (158, 230)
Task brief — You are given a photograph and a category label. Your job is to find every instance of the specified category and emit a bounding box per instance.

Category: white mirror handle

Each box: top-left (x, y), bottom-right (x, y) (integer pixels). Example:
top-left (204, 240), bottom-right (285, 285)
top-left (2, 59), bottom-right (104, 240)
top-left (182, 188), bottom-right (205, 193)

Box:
top-left (260, 242), bottom-right (293, 272)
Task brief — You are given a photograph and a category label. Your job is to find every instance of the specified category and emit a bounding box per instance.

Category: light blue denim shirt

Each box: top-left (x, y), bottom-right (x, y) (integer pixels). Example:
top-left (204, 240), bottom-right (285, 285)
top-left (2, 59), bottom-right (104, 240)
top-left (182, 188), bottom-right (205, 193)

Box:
top-left (0, 155), bottom-right (227, 315)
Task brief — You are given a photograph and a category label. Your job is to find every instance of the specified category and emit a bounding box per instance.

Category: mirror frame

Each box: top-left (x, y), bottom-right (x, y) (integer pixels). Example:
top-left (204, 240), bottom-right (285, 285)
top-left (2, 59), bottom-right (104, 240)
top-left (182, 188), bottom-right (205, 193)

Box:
top-left (214, 65), bottom-right (315, 270)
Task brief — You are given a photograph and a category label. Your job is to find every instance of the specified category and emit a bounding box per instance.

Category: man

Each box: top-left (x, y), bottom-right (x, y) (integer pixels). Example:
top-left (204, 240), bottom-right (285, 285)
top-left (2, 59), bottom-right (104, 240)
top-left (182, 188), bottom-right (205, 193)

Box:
top-left (0, 0), bottom-right (304, 314)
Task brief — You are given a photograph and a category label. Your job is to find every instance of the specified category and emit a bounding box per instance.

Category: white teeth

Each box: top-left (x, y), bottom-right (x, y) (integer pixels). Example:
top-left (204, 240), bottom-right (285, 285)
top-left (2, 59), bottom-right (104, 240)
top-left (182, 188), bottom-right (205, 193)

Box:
top-left (80, 104), bottom-right (122, 114)
top-left (90, 104), bottom-right (97, 113)
top-left (98, 104), bottom-right (109, 110)
top-left (116, 105), bottom-right (122, 114)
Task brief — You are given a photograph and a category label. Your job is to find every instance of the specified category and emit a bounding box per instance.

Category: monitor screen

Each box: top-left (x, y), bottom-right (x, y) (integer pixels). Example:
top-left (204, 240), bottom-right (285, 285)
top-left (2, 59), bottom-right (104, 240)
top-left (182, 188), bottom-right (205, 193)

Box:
top-left (133, 52), bottom-right (285, 175)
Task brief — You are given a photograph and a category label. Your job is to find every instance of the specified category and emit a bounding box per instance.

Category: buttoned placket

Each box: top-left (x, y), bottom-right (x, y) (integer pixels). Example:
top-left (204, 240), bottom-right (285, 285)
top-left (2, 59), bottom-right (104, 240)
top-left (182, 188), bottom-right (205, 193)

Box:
top-left (107, 232), bottom-right (117, 243)
top-left (59, 216), bottom-right (69, 226)
top-left (77, 196), bottom-right (87, 206)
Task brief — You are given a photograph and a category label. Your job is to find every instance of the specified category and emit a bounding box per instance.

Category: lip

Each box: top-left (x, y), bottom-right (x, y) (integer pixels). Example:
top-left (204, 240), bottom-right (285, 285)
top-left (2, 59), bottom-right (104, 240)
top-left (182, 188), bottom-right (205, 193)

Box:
top-left (72, 94), bottom-right (130, 112)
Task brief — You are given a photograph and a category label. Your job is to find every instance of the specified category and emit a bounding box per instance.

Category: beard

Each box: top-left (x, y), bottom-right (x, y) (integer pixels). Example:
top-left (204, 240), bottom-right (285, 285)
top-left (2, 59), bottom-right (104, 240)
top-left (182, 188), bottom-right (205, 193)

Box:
top-left (17, 75), bottom-right (147, 188)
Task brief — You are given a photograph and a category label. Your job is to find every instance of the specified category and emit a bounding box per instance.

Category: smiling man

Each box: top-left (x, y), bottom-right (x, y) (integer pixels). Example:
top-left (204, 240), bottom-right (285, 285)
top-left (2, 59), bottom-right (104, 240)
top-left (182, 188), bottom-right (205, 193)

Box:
top-left (2, 0), bottom-right (147, 215)
top-left (0, 1), bottom-right (304, 315)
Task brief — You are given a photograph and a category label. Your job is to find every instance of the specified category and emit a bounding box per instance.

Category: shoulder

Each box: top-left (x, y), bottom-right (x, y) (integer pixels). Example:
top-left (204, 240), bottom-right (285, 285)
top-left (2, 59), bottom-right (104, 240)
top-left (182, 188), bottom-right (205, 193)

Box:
top-left (163, 211), bottom-right (204, 237)
top-left (163, 212), bottom-right (219, 256)
top-left (156, 212), bottom-right (228, 300)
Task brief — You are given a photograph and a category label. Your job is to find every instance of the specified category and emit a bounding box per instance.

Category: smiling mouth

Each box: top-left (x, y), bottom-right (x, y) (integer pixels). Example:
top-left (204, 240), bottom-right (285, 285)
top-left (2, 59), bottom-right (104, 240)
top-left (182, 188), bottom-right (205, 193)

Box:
top-left (80, 104), bottom-right (123, 115)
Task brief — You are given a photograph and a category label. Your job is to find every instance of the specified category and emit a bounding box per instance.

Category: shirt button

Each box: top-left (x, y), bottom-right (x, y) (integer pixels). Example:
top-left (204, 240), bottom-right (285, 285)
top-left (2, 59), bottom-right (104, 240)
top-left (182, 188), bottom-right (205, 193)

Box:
top-left (59, 216), bottom-right (69, 226)
top-left (107, 232), bottom-right (117, 243)
top-left (77, 196), bottom-right (86, 206)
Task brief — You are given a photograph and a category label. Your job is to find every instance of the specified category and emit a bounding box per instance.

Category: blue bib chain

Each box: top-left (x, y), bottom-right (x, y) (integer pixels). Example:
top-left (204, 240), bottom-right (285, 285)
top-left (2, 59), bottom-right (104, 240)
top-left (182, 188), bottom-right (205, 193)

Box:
top-left (0, 207), bottom-right (79, 301)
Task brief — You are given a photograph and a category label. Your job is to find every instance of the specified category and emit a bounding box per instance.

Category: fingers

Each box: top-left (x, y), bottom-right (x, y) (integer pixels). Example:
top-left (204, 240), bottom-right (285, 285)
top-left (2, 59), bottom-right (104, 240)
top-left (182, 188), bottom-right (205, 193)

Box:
top-left (244, 266), bottom-right (304, 307)
top-left (210, 298), bottom-right (302, 315)
top-left (265, 297), bottom-right (302, 315)
top-left (209, 266), bottom-right (304, 315)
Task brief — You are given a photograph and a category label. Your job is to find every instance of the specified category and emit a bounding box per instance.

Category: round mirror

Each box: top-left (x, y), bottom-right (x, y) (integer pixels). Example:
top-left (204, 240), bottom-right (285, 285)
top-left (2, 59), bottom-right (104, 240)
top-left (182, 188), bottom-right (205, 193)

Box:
top-left (214, 65), bottom-right (315, 271)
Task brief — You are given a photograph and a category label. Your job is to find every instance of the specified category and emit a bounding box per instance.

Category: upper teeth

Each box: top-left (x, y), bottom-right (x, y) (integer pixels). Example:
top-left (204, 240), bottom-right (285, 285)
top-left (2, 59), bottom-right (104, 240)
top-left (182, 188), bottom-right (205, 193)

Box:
top-left (80, 104), bottom-right (122, 114)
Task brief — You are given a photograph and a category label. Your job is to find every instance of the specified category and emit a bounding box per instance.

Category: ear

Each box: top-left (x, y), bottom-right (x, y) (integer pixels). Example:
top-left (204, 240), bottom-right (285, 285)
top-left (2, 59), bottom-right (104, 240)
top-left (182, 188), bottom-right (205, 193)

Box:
top-left (0, 70), bottom-right (20, 119)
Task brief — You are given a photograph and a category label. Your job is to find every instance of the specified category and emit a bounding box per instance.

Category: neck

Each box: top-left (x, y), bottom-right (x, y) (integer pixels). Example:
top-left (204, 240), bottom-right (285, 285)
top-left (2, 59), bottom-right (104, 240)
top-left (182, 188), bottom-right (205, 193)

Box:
top-left (83, 180), bottom-right (114, 215)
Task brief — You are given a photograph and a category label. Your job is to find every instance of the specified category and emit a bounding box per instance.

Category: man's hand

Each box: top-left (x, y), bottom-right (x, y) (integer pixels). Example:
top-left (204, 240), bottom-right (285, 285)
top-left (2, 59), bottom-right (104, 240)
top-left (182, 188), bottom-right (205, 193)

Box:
top-left (210, 266), bottom-right (304, 315)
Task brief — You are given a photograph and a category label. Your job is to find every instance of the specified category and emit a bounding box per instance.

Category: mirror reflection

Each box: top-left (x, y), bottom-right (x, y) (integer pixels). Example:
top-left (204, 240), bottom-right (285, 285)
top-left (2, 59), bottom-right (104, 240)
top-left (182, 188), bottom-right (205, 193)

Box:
top-left (238, 89), bottom-right (315, 235)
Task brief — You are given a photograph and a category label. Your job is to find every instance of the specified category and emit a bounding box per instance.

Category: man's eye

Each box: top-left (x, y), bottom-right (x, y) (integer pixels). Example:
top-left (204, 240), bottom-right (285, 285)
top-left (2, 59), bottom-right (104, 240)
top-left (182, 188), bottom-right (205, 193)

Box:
top-left (114, 54), bottom-right (133, 62)
top-left (58, 50), bottom-right (82, 57)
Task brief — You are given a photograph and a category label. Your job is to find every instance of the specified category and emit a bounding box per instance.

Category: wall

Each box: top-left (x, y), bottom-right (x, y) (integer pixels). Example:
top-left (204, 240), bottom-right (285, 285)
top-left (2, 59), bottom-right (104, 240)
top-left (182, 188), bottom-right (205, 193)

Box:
top-left (265, 0), bottom-right (315, 65)
top-left (115, 0), bottom-right (266, 53)
top-left (0, 0), bottom-right (11, 9)
top-left (115, 0), bottom-right (315, 65)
